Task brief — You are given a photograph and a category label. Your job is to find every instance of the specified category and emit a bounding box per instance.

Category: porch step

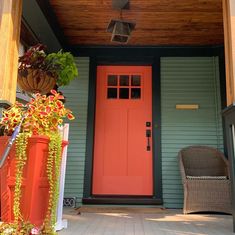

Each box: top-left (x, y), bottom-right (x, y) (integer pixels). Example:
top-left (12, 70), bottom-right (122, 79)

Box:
top-left (76, 206), bottom-right (166, 214)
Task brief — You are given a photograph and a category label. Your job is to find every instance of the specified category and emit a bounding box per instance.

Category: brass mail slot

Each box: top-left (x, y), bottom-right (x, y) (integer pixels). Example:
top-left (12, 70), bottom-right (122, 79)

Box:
top-left (176, 104), bottom-right (199, 110)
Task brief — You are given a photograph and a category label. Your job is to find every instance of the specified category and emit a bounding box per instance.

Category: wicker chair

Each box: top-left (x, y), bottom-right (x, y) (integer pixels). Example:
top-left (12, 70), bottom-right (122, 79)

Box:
top-left (179, 146), bottom-right (232, 214)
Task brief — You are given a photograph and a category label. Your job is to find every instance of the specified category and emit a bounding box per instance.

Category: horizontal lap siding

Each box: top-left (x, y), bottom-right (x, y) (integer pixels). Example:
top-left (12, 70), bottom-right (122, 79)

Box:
top-left (61, 57), bottom-right (89, 204)
top-left (161, 57), bottom-right (223, 208)
top-left (60, 57), bottom-right (223, 208)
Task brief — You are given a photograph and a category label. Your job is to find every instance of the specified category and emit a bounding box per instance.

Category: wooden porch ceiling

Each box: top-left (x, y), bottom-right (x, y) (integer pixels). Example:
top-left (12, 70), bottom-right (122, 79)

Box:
top-left (49, 0), bottom-right (224, 46)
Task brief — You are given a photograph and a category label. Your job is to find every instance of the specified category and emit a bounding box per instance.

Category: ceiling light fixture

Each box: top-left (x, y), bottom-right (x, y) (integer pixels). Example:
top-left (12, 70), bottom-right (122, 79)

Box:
top-left (107, 19), bottom-right (136, 44)
top-left (107, 0), bottom-right (136, 44)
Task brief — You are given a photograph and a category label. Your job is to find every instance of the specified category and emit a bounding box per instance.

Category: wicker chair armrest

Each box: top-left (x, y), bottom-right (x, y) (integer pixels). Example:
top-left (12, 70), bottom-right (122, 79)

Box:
top-left (213, 150), bottom-right (231, 179)
top-left (222, 154), bottom-right (231, 179)
top-left (178, 151), bottom-right (187, 183)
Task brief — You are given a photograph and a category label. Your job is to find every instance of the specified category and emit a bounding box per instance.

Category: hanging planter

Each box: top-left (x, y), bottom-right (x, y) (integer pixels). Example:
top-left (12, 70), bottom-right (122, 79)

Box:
top-left (18, 69), bottom-right (56, 94)
top-left (18, 44), bottom-right (78, 95)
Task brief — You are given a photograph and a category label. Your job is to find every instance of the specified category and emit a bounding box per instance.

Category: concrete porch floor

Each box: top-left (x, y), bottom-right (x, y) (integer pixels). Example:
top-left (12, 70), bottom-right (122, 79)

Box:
top-left (58, 207), bottom-right (234, 235)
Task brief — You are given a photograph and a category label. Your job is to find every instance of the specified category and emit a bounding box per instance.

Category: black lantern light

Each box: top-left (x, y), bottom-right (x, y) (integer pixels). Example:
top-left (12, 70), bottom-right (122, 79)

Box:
top-left (107, 19), bottom-right (136, 44)
top-left (107, 0), bottom-right (135, 44)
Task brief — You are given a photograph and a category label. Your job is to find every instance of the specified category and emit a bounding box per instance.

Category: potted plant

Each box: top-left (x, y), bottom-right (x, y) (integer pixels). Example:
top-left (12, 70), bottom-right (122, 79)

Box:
top-left (18, 44), bottom-right (78, 94)
top-left (0, 90), bottom-right (74, 234)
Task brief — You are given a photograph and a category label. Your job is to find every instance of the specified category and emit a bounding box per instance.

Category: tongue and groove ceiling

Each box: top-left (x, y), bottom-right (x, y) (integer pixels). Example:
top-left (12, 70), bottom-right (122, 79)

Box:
top-left (49, 0), bottom-right (224, 46)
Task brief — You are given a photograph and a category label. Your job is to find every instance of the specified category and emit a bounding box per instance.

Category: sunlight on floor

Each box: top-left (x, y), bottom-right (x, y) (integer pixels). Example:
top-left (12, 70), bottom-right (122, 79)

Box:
top-left (58, 208), bottom-right (233, 235)
top-left (96, 213), bottom-right (133, 218)
top-left (145, 214), bottom-right (222, 222)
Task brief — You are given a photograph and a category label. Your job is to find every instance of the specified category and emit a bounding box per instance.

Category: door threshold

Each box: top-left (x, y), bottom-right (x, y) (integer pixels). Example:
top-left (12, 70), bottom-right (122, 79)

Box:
top-left (82, 197), bottom-right (163, 205)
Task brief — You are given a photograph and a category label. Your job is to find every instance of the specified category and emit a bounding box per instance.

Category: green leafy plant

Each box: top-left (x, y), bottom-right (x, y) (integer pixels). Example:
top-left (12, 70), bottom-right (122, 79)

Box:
top-left (46, 51), bottom-right (78, 86)
top-left (0, 90), bottom-right (75, 235)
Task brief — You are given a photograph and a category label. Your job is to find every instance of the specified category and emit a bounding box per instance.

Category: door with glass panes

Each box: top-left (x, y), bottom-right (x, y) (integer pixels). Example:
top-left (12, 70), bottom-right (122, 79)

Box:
top-left (92, 66), bottom-right (153, 196)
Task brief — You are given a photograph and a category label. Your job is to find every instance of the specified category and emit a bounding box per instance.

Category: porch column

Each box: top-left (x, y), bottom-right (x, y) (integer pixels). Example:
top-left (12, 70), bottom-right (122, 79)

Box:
top-left (0, 0), bottom-right (22, 108)
top-left (222, 0), bottom-right (235, 232)
top-left (223, 0), bottom-right (235, 105)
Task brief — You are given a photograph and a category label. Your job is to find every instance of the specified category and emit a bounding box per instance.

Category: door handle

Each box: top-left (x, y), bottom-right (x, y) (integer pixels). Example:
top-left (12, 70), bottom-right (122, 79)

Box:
top-left (146, 130), bottom-right (151, 151)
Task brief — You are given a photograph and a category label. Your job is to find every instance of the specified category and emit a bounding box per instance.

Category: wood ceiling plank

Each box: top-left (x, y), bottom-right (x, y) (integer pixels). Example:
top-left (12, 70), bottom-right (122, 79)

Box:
top-left (48, 0), bottom-right (224, 46)
top-left (61, 23), bottom-right (224, 31)
top-left (36, 0), bottom-right (68, 49)
top-left (68, 36), bottom-right (223, 45)
top-left (53, 12), bottom-right (223, 25)
top-left (50, 0), bottom-right (221, 12)
top-left (64, 29), bottom-right (224, 37)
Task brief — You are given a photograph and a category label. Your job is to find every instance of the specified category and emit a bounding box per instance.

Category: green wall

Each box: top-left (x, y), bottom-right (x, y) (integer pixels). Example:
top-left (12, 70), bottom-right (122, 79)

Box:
top-left (62, 56), bottom-right (223, 208)
top-left (161, 57), bottom-right (223, 208)
top-left (61, 57), bottom-right (89, 205)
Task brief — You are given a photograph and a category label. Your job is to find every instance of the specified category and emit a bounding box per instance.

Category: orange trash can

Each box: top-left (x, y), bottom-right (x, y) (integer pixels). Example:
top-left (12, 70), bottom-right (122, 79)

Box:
top-left (0, 135), bottom-right (68, 226)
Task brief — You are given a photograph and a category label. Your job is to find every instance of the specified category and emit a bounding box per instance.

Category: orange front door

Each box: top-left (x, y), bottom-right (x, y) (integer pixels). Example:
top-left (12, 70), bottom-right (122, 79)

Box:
top-left (92, 66), bottom-right (153, 196)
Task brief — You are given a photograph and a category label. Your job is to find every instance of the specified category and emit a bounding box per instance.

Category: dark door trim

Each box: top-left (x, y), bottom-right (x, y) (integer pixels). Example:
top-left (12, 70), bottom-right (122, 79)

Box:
top-left (83, 56), bottom-right (163, 204)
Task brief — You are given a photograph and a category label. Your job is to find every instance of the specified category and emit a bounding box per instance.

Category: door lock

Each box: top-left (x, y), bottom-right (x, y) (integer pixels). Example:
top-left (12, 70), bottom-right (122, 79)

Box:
top-left (146, 130), bottom-right (151, 151)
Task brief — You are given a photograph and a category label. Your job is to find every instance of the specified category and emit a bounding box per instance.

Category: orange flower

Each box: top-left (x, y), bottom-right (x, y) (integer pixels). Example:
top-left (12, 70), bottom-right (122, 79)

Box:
top-left (48, 95), bottom-right (54, 102)
top-left (67, 113), bottom-right (75, 120)
top-left (58, 95), bottom-right (64, 100)
top-left (56, 101), bottom-right (63, 109)
top-left (50, 90), bottom-right (57, 95)
top-left (16, 102), bottom-right (24, 107)
top-left (46, 106), bottom-right (51, 114)
top-left (51, 118), bottom-right (58, 125)
top-left (40, 111), bottom-right (47, 116)
top-left (29, 104), bottom-right (35, 110)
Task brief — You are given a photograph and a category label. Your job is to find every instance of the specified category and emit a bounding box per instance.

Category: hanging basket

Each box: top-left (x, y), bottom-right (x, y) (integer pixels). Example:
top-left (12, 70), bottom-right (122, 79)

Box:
top-left (18, 69), bottom-right (56, 95)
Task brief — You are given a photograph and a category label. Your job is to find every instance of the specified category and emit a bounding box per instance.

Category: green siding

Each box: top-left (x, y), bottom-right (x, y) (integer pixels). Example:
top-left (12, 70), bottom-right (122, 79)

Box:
top-left (161, 57), bottom-right (223, 208)
top-left (61, 56), bottom-right (223, 208)
top-left (61, 57), bottom-right (89, 204)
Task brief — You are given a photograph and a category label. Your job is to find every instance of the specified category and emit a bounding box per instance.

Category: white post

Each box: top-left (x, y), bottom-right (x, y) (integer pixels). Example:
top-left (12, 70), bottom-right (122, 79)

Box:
top-left (55, 124), bottom-right (69, 231)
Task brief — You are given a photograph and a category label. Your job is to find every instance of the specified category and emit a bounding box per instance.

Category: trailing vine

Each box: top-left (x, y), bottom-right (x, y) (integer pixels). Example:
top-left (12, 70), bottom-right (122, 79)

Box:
top-left (43, 132), bottom-right (62, 234)
top-left (14, 133), bottom-right (30, 223)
